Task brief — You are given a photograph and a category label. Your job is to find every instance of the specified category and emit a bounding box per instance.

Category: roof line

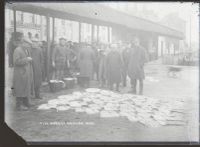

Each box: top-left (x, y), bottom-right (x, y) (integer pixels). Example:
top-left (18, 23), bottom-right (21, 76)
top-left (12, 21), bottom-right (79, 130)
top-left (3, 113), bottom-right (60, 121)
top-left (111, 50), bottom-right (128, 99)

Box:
top-left (98, 3), bottom-right (183, 35)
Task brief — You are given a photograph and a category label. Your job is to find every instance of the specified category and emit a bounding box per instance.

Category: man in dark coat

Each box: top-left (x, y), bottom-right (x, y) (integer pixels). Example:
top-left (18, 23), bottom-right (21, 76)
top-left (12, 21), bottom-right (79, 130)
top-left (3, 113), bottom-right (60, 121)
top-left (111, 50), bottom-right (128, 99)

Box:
top-left (78, 44), bottom-right (95, 87)
top-left (106, 44), bottom-right (122, 91)
top-left (13, 38), bottom-right (35, 110)
top-left (31, 38), bottom-right (44, 99)
top-left (128, 37), bottom-right (147, 95)
top-left (98, 49), bottom-right (107, 88)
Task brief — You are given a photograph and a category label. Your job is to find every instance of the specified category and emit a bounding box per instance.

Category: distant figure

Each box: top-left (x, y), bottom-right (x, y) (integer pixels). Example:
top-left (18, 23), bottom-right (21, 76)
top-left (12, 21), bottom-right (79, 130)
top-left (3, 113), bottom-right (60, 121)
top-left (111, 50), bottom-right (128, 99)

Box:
top-left (128, 37), bottom-right (147, 95)
top-left (35, 33), bottom-right (39, 40)
top-left (106, 44), bottom-right (122, 91)
top-left (13, 38), bottom-right (35, 111)
top-left (31, 38), bottom-right (44, 99)
top-left (28, 32), bottom-right (32, 40)
top-left (78, 44), bottom-right (95, 87)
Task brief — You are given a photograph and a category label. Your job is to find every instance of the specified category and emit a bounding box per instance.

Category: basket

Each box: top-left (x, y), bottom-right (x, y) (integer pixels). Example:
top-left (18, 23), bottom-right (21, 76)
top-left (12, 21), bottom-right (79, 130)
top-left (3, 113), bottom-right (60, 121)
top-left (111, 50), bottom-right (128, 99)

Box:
top-left (63, 78), bottom-right (76, 89)
top-left (49, 80), bottom-right (65, 92)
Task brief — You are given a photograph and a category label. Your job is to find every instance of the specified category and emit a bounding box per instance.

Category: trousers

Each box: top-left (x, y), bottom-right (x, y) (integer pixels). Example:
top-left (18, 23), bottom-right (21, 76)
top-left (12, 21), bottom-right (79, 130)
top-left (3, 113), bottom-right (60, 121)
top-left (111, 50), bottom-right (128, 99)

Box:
top-left (131, 79), bottom-right (143, 95)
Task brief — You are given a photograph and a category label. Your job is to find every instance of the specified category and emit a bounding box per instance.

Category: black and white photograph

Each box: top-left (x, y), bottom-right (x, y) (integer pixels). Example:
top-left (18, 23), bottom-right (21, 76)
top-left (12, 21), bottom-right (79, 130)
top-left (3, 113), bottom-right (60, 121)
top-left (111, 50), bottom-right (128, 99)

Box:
top-left (4, 1), bottom-right (199, 144)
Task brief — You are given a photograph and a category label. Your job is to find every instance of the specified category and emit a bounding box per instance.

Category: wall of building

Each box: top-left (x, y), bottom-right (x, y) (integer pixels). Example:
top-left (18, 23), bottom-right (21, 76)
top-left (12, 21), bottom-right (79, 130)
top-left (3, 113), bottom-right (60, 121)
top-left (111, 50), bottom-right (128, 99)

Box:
top-left (157, 36), bottom-right (181, 57)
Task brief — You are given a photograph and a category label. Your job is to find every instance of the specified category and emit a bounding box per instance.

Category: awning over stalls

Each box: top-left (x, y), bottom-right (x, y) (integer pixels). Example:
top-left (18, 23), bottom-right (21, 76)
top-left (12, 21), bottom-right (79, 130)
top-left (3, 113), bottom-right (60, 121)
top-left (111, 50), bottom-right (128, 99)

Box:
top-left (6, 2), bottom-right (184, 39)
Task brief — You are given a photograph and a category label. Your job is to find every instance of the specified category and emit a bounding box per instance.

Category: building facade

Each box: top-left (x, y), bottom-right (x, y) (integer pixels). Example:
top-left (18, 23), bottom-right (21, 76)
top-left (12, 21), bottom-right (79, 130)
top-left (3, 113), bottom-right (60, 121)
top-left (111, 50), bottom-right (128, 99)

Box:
top-left (5, 9), bottom-right (111, 44)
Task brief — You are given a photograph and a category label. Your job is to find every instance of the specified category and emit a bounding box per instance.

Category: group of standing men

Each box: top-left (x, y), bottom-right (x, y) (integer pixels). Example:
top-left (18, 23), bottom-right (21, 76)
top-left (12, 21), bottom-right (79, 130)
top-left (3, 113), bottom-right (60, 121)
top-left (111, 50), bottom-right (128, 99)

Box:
top-left (7, 31), bottom-right (147, 111)
top-left (75, 37), bottom-right (147, 95)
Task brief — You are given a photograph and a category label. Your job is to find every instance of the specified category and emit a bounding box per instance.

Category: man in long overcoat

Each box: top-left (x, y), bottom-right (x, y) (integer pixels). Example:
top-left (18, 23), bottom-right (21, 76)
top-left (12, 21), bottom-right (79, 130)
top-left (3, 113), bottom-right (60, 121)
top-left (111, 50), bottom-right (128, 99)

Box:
top-left (106, 44), bottom-right (122, 91)
top-left (13, 38), bottom-right (35, 110)
top-left (98, 49), bottom-right (107, 88)
top-left (78, 45), bottom-right (95, 87)
top-left (31, 38), bottom-right (43, 99)
top-left (128, 37), bottom-right (147, 95)
top-left (78, 44), bottom-right (95, 81)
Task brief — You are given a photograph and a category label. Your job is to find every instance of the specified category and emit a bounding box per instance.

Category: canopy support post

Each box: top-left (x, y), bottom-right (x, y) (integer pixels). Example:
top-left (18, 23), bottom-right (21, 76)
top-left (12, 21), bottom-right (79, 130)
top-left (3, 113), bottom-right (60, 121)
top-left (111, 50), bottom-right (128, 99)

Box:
top-left (97, 25), bottom-right (99, 43)
top-left (46, 15), bottom-right (50, 82)
top-left (79, 22), bottom-right (81, 43)
top-left (52, 17), bottom-right (55, 43)
top-left (91, 24), bottom-right (94, 43)
top-left (13, 8), bottom-right (16, 34)
top-left (107, 26), bottom-right (110, 43)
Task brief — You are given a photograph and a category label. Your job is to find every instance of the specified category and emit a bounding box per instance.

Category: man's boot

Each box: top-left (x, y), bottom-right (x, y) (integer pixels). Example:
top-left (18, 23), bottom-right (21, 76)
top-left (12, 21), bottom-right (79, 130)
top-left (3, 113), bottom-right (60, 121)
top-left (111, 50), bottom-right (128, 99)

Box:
top-left (22, 97), bottom-right (31, 109)
top-left (35, 87), bottom-right (42, 99)
top-left (132, 79), bottom-right (137, 94)
top-left (16, 97), bottom-right (22, 111)
top-left (139, 79), bottom-right (143, 95)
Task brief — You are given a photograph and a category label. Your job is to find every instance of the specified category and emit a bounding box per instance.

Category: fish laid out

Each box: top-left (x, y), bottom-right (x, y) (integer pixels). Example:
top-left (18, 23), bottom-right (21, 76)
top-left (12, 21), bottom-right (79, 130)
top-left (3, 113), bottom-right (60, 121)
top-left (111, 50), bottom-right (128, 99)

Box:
top-left (37, 88), bottom-right (186, 127)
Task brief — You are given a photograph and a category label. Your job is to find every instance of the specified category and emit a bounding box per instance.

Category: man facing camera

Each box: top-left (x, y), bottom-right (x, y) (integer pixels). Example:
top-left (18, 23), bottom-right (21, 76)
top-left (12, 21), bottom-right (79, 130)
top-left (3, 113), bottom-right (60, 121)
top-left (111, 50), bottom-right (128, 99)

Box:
top-left (128, 37), bottom-right (147, 95)
top-left (13, 37), bottom-right (35, 111)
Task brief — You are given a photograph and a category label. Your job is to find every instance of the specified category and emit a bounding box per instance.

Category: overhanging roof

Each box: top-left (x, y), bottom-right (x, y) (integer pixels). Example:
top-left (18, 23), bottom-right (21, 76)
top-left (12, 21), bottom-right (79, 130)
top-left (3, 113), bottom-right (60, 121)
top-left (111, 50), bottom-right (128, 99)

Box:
top-left (6, 2), bottom-right (184, 39)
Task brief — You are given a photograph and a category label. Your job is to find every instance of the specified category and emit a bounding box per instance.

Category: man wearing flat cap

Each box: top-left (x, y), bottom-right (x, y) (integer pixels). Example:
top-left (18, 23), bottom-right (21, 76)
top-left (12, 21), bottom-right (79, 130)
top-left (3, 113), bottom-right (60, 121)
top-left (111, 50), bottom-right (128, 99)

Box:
top-left (52, 37), bottom-right (68, 80)
top-left (13, 37), bottom-right (35, 111)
